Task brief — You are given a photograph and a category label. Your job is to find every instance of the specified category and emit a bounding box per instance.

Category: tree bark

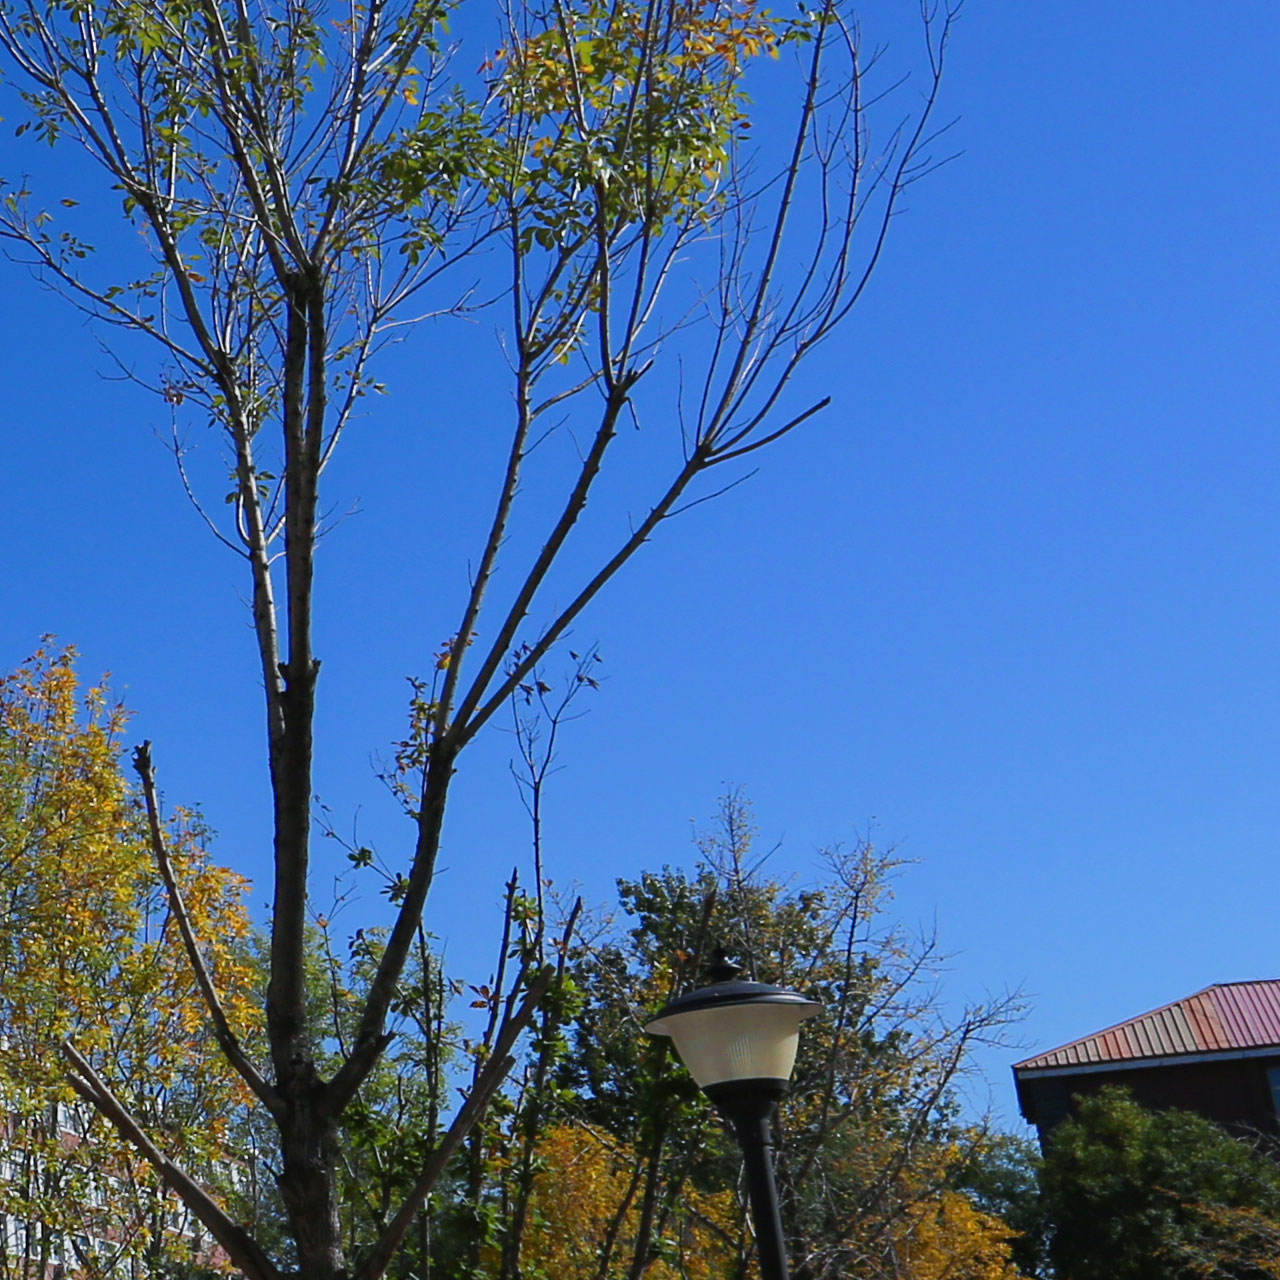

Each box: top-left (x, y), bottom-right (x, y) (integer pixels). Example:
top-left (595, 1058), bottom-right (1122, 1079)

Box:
top-left (278, 1093), bottom-right (345, 1280)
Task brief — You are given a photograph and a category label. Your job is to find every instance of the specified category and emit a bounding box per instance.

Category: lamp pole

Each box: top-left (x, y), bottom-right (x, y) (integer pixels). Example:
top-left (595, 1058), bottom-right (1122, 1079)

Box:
top-left (706, 1078), bottom-right (789, 1280)
top-left (644, 953), bottom-right (821, 1280)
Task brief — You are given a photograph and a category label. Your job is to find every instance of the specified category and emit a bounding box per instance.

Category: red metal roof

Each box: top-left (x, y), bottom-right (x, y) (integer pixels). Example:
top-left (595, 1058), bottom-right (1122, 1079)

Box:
top-left (1014, 980), bottom-right (1280, 1072)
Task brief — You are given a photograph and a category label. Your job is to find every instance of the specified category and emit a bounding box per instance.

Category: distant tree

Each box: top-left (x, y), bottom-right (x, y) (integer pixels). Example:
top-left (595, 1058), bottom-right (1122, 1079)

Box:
top-left (460, 793), bottom-right (1022, 1280)
top-left (0, 0), bottom-right (958, 1271)
top-left (1039, 1087), bottom-right (1280, 1280)
top-left (0, 646), bottom-right (255, 1279)
top-left (954, 1133), bottom-right (1048, 1278)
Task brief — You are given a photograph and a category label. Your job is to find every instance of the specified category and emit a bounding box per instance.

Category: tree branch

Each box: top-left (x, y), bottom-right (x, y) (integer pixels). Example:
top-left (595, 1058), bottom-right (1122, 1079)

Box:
top-left (352, 966), bottom-right (555, 1280)
top-left (131, 740), bottom-right (282, 1115)
top-left (60, 1040), bottom-right (282, 1280)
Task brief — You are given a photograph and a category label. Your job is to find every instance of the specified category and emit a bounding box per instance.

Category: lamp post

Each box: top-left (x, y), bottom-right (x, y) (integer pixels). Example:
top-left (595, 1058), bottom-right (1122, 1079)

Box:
top-left (644, 952), bottom-right (821, 1280)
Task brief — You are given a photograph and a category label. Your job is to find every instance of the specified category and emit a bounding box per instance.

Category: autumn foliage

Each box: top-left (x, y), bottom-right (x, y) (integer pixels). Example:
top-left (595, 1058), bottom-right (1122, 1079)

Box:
top-left (0, 646), bottom-right (255, 1278)
top-left (0, 0), bottom-right (956, 1249)
top-left (891, 1190), bottom-right (1027, 1280)
top-left (419, 794), bottom-right (1028, 1280)
top-left (492, 1122), bottom-right (738, 1280)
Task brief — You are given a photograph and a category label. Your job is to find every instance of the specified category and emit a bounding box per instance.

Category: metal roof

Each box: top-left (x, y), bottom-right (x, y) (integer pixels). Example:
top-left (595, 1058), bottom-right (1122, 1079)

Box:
top-left (1014, 980), bottom-right (1280, 1072)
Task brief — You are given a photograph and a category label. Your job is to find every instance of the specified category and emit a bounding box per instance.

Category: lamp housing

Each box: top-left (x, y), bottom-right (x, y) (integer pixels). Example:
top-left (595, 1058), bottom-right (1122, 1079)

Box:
top-left (644, 966), bottom-right (821, 1090)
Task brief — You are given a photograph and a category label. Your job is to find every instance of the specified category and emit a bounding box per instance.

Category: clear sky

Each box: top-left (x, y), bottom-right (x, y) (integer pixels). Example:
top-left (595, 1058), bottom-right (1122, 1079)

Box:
top-left (3, 2), bottom-right (1280, 1130)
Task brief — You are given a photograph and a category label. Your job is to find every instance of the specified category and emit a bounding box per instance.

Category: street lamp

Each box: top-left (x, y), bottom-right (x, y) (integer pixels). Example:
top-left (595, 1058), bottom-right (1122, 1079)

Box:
top-left (644, 952), bottom-right (821, 1280)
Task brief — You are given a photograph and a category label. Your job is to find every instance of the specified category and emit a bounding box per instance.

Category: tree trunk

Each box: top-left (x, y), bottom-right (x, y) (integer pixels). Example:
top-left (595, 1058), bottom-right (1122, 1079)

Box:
top-left (278, 1082), bottom-right (345, 1280)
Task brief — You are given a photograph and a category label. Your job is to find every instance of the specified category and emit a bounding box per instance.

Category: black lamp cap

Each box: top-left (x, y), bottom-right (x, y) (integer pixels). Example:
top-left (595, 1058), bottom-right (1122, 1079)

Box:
top-left (649, 948), bottom-right (821, 1022)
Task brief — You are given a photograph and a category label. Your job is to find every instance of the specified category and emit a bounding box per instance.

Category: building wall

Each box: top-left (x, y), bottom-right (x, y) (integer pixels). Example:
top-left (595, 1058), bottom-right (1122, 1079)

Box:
top-left (1016, 1054), bottom-right (1280, 1145)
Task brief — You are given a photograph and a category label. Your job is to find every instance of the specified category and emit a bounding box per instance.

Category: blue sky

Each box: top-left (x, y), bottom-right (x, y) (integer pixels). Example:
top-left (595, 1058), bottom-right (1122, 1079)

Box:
top-left (4, 1), bottom-right (1280, 1128)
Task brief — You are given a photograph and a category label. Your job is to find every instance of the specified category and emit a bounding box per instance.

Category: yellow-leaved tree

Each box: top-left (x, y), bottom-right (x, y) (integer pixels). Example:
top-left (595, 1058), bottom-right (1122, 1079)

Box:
top-left (890, 1191), bottom-right (1027, 1280)
top-left (0, 646), bottom-right (257, 1280)
top-left (498, 1122), bottom-right (740, 1280)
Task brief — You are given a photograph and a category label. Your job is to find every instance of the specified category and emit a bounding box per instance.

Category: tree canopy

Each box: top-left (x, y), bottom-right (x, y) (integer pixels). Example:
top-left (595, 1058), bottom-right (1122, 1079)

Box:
top-left (1040, 1087), bottom-right (1280, 1280)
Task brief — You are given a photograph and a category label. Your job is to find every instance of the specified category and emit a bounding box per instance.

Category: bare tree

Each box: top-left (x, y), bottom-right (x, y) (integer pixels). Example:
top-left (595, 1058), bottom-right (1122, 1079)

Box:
top-left (0, 0), bottom-right (958, 1273)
